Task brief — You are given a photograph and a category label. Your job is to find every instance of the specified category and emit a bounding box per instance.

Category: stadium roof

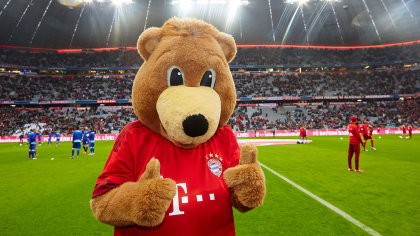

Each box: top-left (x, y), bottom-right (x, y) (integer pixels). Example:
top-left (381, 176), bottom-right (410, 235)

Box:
top-left (0, 0), bottom-right (419, 49)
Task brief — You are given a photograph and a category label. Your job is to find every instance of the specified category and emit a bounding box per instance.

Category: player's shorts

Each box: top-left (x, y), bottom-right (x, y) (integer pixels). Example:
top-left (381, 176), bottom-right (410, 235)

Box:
top-left (89, 141), bottom-right (95, 148)
top-left (348, 143), bottom-right (360, 156)
top-left (73, 140), bottom-right (81, 149)
top-left (83, 139), bottom-right (89, 145)
top-left (363, 135), bottom-right (371, 140)
top-left (29, 143), bottom-right (36, 150)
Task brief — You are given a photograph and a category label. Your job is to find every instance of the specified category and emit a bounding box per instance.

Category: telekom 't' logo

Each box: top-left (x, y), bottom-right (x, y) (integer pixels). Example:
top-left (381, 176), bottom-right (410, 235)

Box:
top-left (169, 183), bottom-right (215, 216)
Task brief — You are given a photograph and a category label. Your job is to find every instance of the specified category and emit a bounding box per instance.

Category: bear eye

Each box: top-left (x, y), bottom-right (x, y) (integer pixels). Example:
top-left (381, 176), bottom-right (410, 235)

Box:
top-left (167, 66), bottom-right (184, 86)
top-left (200, 69), bottom-right (216, 89)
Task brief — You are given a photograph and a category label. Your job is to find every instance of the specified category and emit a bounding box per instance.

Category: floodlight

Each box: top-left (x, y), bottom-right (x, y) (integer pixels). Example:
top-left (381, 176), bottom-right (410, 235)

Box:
top-left (111, 0), bottom-right (133, 5)
top-left (175, 0), bottom-right (193, 15)
top-left (285, 0), bottom-right (309, 4)
top-left (172, 0), bottom-right (249, 5)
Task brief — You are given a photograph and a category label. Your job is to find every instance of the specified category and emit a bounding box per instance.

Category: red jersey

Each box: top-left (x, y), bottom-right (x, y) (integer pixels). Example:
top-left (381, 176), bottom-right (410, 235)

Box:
top-left (401, 125), bottom-right (406, 133)
top-left (368, 125), bottom-right (374, 136)
top-left (348, 123), bottom-right (363, 145)
top-left (359, 123), bottom-right (368, 136)
top-left (93, 121), bottom-right (240, 236)
top-left (299, 127), bottom-right (306, 137)
top-left (407, 125), bottom-right (412, 133)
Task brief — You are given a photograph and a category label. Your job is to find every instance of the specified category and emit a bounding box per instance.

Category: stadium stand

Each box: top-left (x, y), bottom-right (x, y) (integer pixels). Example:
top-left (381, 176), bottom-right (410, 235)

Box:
top-left (228, 101), bottom-right (419, 132)
top-left (234, 70), bottom-right (419, 97)
top-left (0, 75), bottom-right (134, 101)
top-left (1, 42), bottom-right (420, 67)
top-left (232, 43), bottom-right (420, 65)
top-left (1, 69), bottom-right (418, 101)
top-left (0, 107), bottom-right (136, 137)
top-left (0, 49), bottom-right (141, 67)
top-left (0, 44), bottom-right (419, 137)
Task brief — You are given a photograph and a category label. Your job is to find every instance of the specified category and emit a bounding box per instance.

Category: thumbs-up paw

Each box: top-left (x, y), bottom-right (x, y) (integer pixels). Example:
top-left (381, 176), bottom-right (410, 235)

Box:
top-left (223, 143), bottom-right (265, 209)
top-left (134, 158), bottom-right (176, 226)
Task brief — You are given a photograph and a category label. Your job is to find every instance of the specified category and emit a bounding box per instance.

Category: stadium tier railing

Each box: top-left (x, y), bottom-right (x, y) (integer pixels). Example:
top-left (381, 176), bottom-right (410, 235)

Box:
top-left (234, 128), bottom-right (419, 137)
top-left (1, 93), bottom-right (418, 105)
top-left (1, 128), bottom-right (418, 143)
top-left (0, 59), bottom-right (419, 71)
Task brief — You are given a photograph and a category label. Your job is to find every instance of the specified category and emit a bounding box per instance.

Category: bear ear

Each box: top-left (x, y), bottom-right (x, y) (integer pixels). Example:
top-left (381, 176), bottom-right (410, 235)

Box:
top-left (137, 27), bottom-right (161, 61)
top-left (215, 32), bottom-right (237, 63)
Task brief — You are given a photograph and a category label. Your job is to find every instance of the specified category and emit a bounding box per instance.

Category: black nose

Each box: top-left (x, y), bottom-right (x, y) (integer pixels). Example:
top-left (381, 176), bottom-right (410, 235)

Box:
top-left (183, 114), bottom-right (209, 137)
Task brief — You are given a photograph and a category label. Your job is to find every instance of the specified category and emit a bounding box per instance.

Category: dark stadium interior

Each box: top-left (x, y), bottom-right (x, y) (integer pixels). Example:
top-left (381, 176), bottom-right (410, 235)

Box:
top-left (0, 0), bottom-right (419, 48)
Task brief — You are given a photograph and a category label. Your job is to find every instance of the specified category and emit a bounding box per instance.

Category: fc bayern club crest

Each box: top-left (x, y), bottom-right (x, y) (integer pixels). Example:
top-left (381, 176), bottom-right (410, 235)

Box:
top-left (207, 158), bottom-right (223, 177)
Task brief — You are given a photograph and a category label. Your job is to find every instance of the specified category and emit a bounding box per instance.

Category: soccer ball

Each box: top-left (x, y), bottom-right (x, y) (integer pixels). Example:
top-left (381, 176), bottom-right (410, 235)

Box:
top-left (340, 137), bottom-right (343, 140)
top-left (399, 136), bottom-right (403, 139)
top-left (379, 136), bottom-right (382, 139)
top-left (51, 158), bottom-right (54, 160)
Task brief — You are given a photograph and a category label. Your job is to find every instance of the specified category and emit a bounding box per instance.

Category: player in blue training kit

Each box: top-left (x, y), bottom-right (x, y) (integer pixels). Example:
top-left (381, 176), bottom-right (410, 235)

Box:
top-left (47, 131), bottom-right (53, 145)
top-left (88, 131), bottom-right (95, 155)
top-left (82, 127), bottom-right (90, 154)
top-left (55, 132), bottom-right (60, 146)
top-left (71, 129), bottom-right (83, 159)
top-left (28, 130), bottom-right (37, 160)
top-left (37, 132), bottom-right (42, 146)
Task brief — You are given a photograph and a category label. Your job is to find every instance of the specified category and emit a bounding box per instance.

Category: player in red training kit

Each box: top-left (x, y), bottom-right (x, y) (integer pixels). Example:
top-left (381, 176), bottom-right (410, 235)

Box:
top-left (400, 124), bottom-right (406, 138)
top-left (299, 127), bottom-right (307, 143)
top-left (348, 116), bottom-right (365, 172)
top-left (367, 124), bottom-right (376, 150)
top-left (359, 120), bottom-right (369, 151)
top-left (407, 124), bottom-right (413, 139)
top-left (360, 120), bottom-right (376, 151)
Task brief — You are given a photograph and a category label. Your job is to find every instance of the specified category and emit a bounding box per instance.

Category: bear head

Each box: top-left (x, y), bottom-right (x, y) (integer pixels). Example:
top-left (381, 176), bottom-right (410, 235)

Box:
top-left (132, 17), bottom-right (237, 149)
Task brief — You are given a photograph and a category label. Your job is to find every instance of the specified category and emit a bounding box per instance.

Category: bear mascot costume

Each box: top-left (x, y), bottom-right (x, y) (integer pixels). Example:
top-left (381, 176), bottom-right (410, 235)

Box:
top-left (90, 17), bottom-right (266, 235)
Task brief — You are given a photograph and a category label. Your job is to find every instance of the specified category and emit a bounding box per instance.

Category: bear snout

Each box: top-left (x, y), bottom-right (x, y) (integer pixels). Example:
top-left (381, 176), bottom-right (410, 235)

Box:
top-left (183, 114), bottom-right (209, 137)
top-left (156, 86), bottom-right (221, 147)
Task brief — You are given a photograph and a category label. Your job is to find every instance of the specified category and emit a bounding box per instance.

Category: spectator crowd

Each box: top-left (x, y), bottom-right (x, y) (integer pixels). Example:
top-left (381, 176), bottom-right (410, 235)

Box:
top-left (234, 69), bottom-right (419, 97)
top-left (1, 101), bottom-right (417, 136)
top-left (0, 75), bottom-right (134, 101)
top-left (1, 44), bottom-right (419, 136)
top-left (1, 69), bottom-right (418, 101)
top-left (1, 42), bottom-right (419, 67)
top-left (228, 101), bottom-right (419, 132)
top-left (232, 43), bottom-right (420, 65)
top-left (0, 106), bottom-right (136, 137)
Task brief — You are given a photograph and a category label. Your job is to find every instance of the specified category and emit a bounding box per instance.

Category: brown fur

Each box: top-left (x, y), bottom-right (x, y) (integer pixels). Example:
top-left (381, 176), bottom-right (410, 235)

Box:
top-left (223, 143), bottom-right (266, 209)
top-left (132, 17), bottom-right (237, 140)
top-left (92, 18), bottom-right (265, 229)
top-left (91, 158), bottom-right (176, 227)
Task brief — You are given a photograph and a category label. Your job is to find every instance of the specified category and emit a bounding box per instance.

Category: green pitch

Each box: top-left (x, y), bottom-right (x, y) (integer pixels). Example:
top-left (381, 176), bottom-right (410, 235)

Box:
top-left (0, 135), bottom-right (419, 235)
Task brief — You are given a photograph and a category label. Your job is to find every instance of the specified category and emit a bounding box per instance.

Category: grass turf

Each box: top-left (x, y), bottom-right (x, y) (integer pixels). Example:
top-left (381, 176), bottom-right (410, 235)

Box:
top-left (0, 134), bottom-right (418, 235)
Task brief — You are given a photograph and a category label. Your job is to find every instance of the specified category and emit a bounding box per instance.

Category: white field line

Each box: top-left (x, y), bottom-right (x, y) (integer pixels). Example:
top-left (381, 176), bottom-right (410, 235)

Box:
top-left (259, 162), bottom-right (382, 236)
